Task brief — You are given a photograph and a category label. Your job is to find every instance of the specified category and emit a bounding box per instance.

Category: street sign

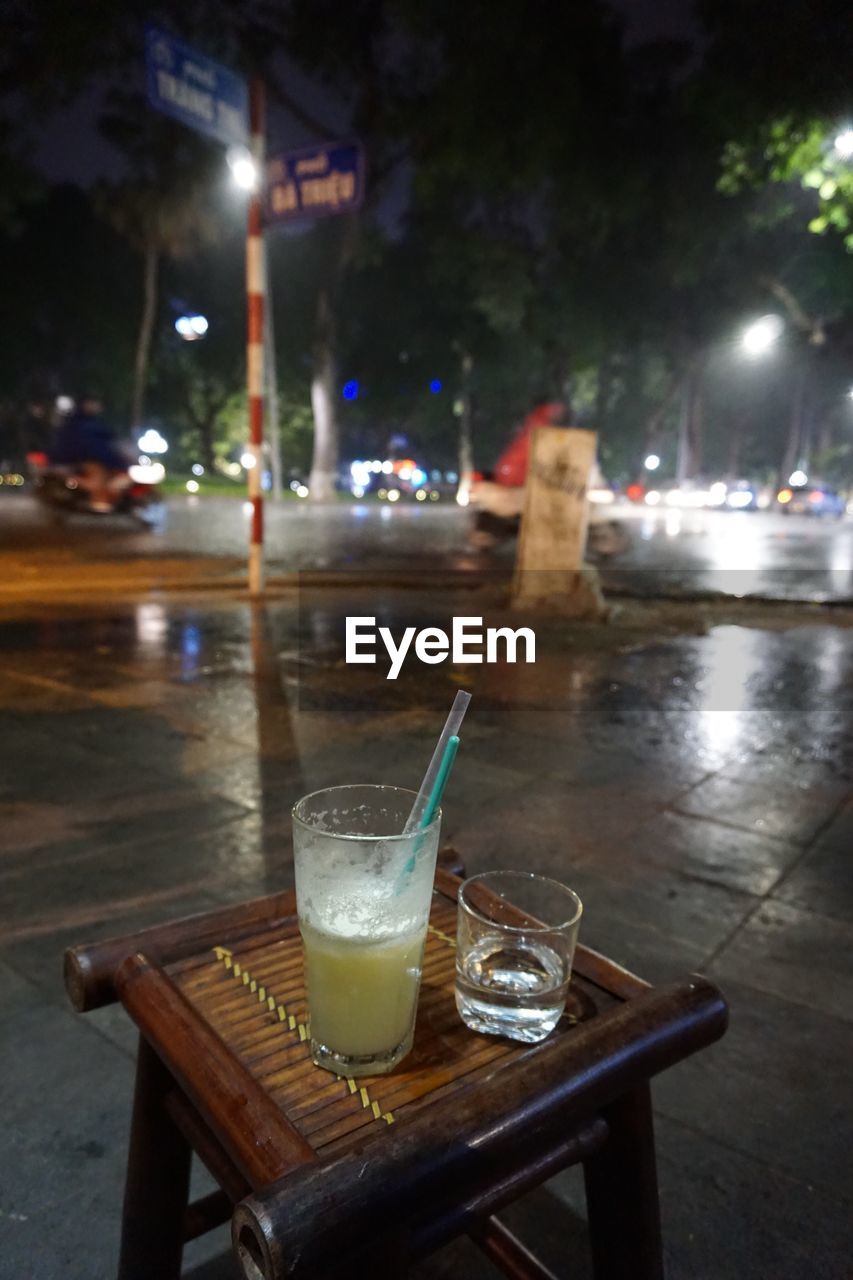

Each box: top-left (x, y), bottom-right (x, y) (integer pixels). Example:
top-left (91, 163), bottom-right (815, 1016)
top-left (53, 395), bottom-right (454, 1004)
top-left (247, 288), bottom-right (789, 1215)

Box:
top-left (266, 142), bottom-right (365, 225)
top-left (145, 26), bottom-right (248, 148)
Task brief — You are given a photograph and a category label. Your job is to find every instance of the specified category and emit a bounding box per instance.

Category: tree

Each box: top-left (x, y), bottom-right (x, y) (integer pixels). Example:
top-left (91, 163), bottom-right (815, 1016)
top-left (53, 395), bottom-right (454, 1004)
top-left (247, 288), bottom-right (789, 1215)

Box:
top-left (95, 97), bottom-right (226, 431)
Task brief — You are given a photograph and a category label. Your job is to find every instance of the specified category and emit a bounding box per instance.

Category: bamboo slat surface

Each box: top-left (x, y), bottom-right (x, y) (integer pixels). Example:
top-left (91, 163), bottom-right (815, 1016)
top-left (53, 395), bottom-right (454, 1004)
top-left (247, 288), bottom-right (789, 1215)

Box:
top-left (166, 887), bottom-right (608, 1161)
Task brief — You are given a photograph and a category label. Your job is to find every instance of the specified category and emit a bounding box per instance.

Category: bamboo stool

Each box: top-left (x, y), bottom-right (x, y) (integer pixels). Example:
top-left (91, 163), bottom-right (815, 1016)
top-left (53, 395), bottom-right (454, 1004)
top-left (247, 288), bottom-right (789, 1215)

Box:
top-left (64, 849), bottom-right (727, 1280)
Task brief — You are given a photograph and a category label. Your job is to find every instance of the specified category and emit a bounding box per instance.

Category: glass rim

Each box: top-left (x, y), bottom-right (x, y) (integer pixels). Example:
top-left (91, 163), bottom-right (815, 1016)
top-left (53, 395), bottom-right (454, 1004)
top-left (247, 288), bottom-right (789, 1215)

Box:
top-left (291, 783), bottom-right (441, 842)
top-left (458, 870), bottom-right (583, 932)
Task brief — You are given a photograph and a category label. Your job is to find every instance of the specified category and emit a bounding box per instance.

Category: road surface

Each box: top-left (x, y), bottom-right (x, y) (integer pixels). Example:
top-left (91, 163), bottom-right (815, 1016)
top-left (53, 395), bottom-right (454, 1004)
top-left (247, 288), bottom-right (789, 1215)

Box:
top-left (1, 493), bottom-right (852, 602)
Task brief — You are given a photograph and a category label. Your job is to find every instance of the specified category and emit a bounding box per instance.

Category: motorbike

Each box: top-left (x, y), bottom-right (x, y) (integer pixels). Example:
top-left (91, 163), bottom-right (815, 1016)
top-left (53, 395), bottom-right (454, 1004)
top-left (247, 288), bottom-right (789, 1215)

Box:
top-left (27, 452), bottom-right (165, 528)
top-left (468, 478), bottom-right (632, 562)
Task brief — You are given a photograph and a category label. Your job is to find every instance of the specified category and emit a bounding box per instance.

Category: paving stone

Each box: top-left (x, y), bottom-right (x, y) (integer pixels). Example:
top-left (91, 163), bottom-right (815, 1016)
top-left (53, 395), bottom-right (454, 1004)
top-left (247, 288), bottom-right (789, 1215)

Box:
top-left (605, 808), bottom-right (805, 897)
top-left (673, 773), bottom-right (846, 846)
top-left (710, 900), bottom-right (853, 1024)
top-left (653, 978), bottom-right (853, 1197)
top-left (773, 805), bottom-right (853, 922)
top-left (0, 984), bottom-right (134, 1280)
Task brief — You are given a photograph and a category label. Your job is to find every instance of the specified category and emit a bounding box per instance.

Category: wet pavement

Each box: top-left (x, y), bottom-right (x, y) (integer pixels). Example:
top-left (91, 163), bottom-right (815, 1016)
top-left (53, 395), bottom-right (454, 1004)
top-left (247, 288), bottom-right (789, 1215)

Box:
top-left (0, 583), bottom-right (851, 1278)
top-left (3, 492), bottom-right (853, 603)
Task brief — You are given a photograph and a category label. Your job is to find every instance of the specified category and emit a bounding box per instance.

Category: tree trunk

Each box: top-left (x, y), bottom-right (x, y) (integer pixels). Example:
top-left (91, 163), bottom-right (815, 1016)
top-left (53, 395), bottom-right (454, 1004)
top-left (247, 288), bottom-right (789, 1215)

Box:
top-left (643, 368), bottom-right (681, 461)
top-left (780, 361), bottom-right (806, 485)
top-left (131, 240), bottom-right (159, 433)
top-left (457, 351), bottom-right (474, 504)
top-left (595, 352), bottom-right (614, 436)
top-left (675, 357), bottom-right (704, 482)
top-left (308, 288), bottom-right (338, 502)
top-left (197, 414), bottom-right (216, 471)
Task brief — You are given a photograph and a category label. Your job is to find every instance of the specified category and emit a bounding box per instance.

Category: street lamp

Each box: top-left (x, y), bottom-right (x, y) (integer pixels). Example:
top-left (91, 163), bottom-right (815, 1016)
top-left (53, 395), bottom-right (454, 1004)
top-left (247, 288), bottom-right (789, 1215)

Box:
top-left (138, 428), bottom-right (168, 455)
top-left (644, 453), bottom-right (660, 471)
top-left (741, 314), bottom-right (784, 358)
top-left (834, 129), bottom-right (853, 160)
top-left (227, 146), bottom-right (259, 191)
top-left (175, 314), bottom-right (208, 341)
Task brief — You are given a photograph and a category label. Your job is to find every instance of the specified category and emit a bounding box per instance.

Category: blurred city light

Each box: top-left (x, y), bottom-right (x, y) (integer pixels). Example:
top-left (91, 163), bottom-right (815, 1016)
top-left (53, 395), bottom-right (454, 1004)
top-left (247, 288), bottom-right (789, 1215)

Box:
top-left (429, 379), bottom-right (442, 393)
top-left (789, 469), bottom-right (808, 486)
top-left (227, 146), bottom-right (258, 190)
top-left (351, 460), bottom-right (372, 488)
top-left (191, 463), bottom-right (204, 476)
top-left (741, 314), bottom-right (784, 357)
top-left (128, 462), bottom-right (165, 484)
top-left (387, 488), bottom-right (400, 502)
top-left (351, 484), bottom-right (365, 498)
top-left (727, 489), bottom-right (754, 508)
top-left (644, 453), bottom-right (660, 470)
top-left (186, 479), bottom-right (199, 493)
top-left (240, 450), bottom-right (257, 470)
top-left (175, 314), bottom-right (208, 340)
top-left (55, 394), bottom-right (73, 414)
top-left (416, 489), bottom-right (427, 501)
top-left (296, 484), bottom-right (309, 498)
top-left (834, 129), bottom-right (853, 159)
top-left (138, 428), bottom-right (168, 454)
top-left (645, 489), bottom-right (661, 505)
top-left (411, 467), bottom-right (427, 487)
top-left (381, 460), bottom-right (393, 475)
top-left (342, 379), bottom-right (359, 400)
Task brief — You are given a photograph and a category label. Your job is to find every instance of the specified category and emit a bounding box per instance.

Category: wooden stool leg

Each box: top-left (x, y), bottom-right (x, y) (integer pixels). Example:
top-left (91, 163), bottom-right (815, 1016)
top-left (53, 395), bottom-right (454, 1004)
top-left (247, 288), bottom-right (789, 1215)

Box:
top-left (582, 1084), bottom-right (663, 1280)
top-left (118, 1036), bottom-right (192, 1280)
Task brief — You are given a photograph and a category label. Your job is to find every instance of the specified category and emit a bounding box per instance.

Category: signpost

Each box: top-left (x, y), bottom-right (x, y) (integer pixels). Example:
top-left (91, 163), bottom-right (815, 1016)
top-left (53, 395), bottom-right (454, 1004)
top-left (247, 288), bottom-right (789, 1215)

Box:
top-left (145, 31), bottom-right (365, 594)
top-left (266, 142), bottom-right (364, 226)
top-left (145, 27), bottom-right (248, 148)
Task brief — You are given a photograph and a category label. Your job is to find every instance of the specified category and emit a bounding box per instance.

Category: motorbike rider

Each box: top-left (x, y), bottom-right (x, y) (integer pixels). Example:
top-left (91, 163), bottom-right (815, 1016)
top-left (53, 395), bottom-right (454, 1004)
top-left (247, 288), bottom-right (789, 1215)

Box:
top-left (50, 394), bottom-right (129, 511)
top-left (470, 399), bottom-right (571, 545)
top-left (469, 397), bottom-right (628, 557)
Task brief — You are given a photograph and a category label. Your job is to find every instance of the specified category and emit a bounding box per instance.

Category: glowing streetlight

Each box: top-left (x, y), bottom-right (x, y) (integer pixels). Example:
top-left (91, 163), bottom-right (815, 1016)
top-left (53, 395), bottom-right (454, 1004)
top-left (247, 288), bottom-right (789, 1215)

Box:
top-left (834, 129), bottom-right (853, 160)
top-left (175, 314), bottom-right (208, 341)
top-left (741, 314), bottom-right (784, 358)
top-left (138, 428), bottom-right (168, 455)
top-left (227, 146), bottom-right (259, 191)
top-left (644, 453), bottom-right (660, 471)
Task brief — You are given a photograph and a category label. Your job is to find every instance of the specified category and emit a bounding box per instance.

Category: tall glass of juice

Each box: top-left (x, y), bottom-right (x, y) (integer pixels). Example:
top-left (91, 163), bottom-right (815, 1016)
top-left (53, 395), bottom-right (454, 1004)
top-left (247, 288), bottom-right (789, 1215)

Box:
top-left (292, 785), bottom-right (442, 1077)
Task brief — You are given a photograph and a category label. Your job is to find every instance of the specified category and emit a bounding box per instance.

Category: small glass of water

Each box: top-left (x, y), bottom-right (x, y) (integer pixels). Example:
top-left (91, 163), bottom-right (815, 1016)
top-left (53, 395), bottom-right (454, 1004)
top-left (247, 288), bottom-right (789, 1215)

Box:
top-left (455, 871), bottom-right (583, 1043)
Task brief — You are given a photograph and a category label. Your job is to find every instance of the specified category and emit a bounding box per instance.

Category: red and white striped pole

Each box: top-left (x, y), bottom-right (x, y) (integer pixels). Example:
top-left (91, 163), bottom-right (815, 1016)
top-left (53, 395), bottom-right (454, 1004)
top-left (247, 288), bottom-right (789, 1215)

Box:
top-left (246, 77), bottom-right (266, 594)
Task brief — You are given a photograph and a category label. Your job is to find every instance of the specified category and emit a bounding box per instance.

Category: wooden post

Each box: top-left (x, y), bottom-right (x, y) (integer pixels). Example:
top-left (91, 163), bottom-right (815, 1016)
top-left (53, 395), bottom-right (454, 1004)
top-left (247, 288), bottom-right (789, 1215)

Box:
top-left (511, 425), bottom-right (607, 618)
top-left (118, 1037), bottom-right (192, 1280)
top-left (583, 1084), bottom-right (664, 1280)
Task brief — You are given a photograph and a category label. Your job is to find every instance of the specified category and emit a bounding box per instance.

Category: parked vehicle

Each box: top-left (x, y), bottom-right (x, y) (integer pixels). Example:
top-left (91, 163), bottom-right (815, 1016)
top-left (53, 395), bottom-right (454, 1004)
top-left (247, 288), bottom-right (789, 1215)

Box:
top-left (776, 484), bottom-right (845, 517)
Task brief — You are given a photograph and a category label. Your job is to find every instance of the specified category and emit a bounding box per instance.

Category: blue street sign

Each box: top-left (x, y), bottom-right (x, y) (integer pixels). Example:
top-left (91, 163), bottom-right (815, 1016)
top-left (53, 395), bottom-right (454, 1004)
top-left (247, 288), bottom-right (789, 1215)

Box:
top-left (145, 27), bottom-right (248, 148)
top-left (266, 142), bottom-right (365, 225)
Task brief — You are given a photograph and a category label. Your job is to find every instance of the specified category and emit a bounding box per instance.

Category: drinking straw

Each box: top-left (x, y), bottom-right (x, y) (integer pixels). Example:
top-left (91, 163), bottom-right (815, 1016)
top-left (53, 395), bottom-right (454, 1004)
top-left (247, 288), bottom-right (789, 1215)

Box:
top-left (416, 733), bottom-right (459, 832)
top-left (403, 690), bottom-right (471, 833)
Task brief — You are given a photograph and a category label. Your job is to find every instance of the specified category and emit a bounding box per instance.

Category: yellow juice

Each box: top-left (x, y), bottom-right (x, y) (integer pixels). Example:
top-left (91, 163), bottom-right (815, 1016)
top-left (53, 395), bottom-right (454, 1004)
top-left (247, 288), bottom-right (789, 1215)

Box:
top-left (301, 921), bottom-right (426, 1059)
